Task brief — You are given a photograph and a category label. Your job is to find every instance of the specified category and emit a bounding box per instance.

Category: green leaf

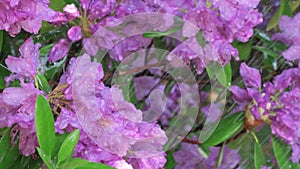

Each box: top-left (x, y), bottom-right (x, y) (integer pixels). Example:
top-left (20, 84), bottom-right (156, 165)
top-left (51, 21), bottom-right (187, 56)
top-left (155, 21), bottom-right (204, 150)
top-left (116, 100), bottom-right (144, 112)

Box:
top-left (272, 136), bottom-right (300, 169)
top-left (49, 0), bottom-right (67, 11)
top-left (254, 141), bottom-right (266, 169)
top-left (116, 75), bottom-right (138, 104)
top-left (279, 0), bottom-right (292, 17)
top-left (253, 46), bottom-right (281, 59)
top-left (59, 158), bottom-right (115, 169)
top-left (45, 57), bottom-right (67, 81)
top-left (291, 0), bottom-right (300, 11)
top-left (36, 74), bottom-right (52, 94)
top-left (232, 40), bottom-right (252, 61)
top-left (143, 24), bottom-right (181, 38)
top-left (53, 132), bottom-right (69, 160)
top-left (164, 151), bottom-right (176, 169)
top-left (164, 81), bottom-right (176, 96)
top-left (36, 148), bottom-right (55, 169)
top-left (0, 64), bottom-right (11, 89)
top-left (34, 28), bottom-right (67, 43)
top-left (0, 129), bottom-right (21, 169)
top-left (58, 158), bottom-right (89, 169)
top-left (202, 112), bottom-right (244, 147)
top-left (57, 129), bottom-right (80, 165)
top-left (40, 44), bottom-right (54, 58)
top-left (35, 94), bottom-right (55, 157)
top-left (75, 162), bottom-right (115, 169)
top-left (38, 21), bottom-right (55, 35)
top-left (206, 62), bottom-right (232, 88)
top-left (153, 37), bottom-right (168, 61)
top-left (16, 155), bottom-right (41, 169)
top-left (217, 144), bottom-right (225, 167)
top-left (266, 0), bottom-right (292, 31)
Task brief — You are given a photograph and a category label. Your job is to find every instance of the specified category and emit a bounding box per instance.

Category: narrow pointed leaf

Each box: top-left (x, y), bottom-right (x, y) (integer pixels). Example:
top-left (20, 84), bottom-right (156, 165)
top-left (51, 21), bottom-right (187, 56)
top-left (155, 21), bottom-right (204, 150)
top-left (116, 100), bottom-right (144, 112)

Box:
top-left (202, 112), bottom-right (244, 147)
top-left (0, 129), bottom-right (21, 169)
top-left (0, 64), bottom-right (11, 89)
top-left (36, 74), bottom-right (51, 94)
top-left (59, 158), bottom-right (89, 169)
top-left (254, 141), bottom-right (266, 169)
top-left (266, 0), bottom-right (292, 31)
top-left (35, 94), bottom-right (55, 157)
top-left (272, 136), bottom-right (300, 169)
top-left (206, 62), bottom-right (232, 88)
top-left (75, 162), bottom-right (115, 169)
top-left (36, 148), bottom-right (55, 169)
top-left (49, 0), bottom-right (66, 11)
top-left (57, 129), bottom-right (80, 164)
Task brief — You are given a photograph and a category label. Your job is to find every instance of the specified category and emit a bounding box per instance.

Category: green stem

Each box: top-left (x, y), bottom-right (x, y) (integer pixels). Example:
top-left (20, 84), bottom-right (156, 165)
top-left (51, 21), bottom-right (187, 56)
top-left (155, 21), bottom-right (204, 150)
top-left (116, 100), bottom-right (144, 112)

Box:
top-left (251, 131), bottom-right (259, 143)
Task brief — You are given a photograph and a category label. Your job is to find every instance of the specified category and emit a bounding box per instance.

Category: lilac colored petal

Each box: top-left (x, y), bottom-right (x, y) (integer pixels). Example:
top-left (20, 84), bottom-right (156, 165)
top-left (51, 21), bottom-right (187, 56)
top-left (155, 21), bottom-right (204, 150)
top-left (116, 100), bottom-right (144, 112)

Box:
top-left (50, 12), bottom-right (69, 25)
top-left (20, 1), bottom-right (56, 34)
top-left (278, 14), bottom-right (300, 44)
top-left (212, 40), bottom-right (239, 64)
top-left (279, 89), bottom-right (300, 116)
top-left (3, 83), bottom-right (40, 106)
top-left (18, 127), bottom-right (38, 156)
top-left (207, 146), bottom-right (241, 169)
top-left (236, 0), bottom-right (260, 8)
top-left (69, 55), bottom-right (167, 158)
top-left (273, 68), bottom-right (300, 91)
top-left (82, 38), bottom-right (100, 56)
top-left (0, 0), bottom-right (55, 36)
top-left (5, 38), bottom-right (40, 77)
top-left (282, 45), bottom-right (300, 61)
top-left (48, 39), bottom-right (69, 62)
top-left (246, 87), bottom-right (261, 101)
top-left (291, 144), bottom-right (300, 163)
top-left (68, 26), bottom-right (83, 42)
top-left (83, 27), bottom-right (122, 56)
top-left (109, 35), bottom-right (152, 61)
top-left (0, 95), bottom-right (17, 128)
top-left (55, 108), bottom-right (81, 134)
top-left (271, 109), bottom-right (295, 143)
top-left (240, 62), bottom-right (261, 88)
top-left (230, 85), bottom-right (251, 103)
top-left (271, 33), bottom-right (293, 46)
top-left (79, 0), bottom-right (89, 10)
top-left (111, 160), bottom-right (133, 169)
top-left (263, 82), bottom-right (276, 95)
top-left (174, 136), bottom-right (241, 169)
top-left (127, 154), bottom-right (166, 169)
top-left (134, 76), bottom-right (160, 100)
top-left (63, 4), bottom-right (80, 20)
top-left (250, 106), bottom-right (261, 120)
top-left (182, 21), bottom-right (199, 38)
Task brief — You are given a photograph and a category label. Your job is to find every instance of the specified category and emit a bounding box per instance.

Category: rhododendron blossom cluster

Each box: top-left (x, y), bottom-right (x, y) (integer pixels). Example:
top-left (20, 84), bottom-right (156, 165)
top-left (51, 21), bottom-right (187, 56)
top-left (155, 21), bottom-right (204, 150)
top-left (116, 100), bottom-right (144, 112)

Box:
top-left (0, 0), bottom-right (300, 169)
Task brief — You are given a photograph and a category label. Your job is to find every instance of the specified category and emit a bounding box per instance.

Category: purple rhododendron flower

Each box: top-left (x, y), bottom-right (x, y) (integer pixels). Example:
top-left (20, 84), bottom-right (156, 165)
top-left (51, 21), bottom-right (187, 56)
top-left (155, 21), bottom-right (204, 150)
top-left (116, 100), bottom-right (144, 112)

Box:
top-left (0, 0), bottom-right (55, 36)
top-left (180, 0), bottom-right (262, 70)
top-left (2, 0), bottom-right (294, 168)
top-left (5, 38), bottom-right (41, 82)
top-left (231, 63), bottom-right (300, 162)
top-left (272, 13), bottom-right (300, 61)
top-left (53, 55), bottom-right (168, 168)
top-left (2, 81), bottom-right (43, 156)
top-left (48, 39), bottom-right (69, 62)
top-left (240, 62), bottom-right (261, 88)
top-left (174, 136), bottom-right (241, 169)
